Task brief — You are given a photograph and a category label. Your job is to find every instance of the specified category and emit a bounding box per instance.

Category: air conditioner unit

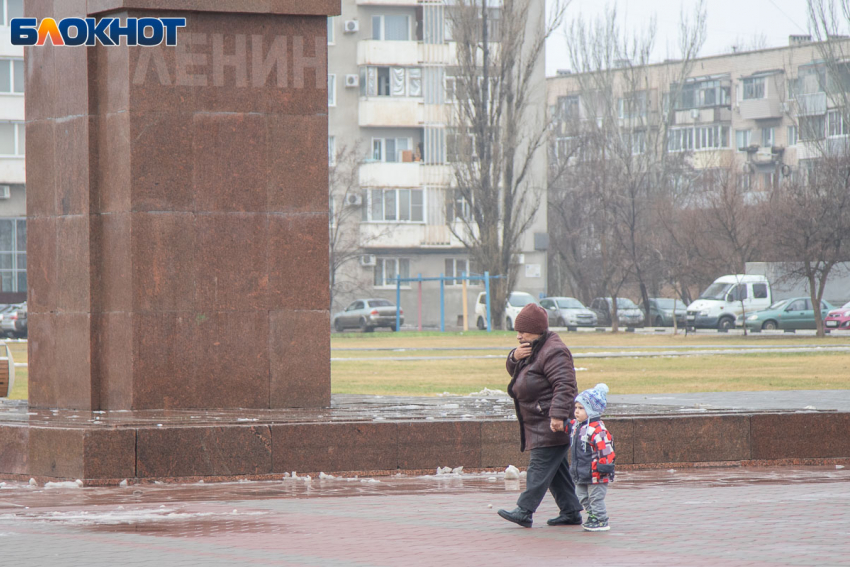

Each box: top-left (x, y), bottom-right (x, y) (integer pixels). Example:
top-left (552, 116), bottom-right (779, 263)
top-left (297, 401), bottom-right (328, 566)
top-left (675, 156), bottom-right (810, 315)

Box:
top-left (0, 186), bottom-right (9, 199)
top-left (346, 193), bottom-right (362, 206)
top-left (689, 108), bottom-right (700, 119)
top-left (345, 74), bottom-right (359, 88)
top-left (360, 254), bottom-right (376, 267)
top-left (344, 20), bottom-right (359, 33)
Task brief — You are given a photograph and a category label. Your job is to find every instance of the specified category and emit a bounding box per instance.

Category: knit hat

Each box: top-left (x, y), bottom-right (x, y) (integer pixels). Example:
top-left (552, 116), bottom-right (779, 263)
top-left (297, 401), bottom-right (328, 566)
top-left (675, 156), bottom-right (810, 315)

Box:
top-left (575, 383), bottom-right (609, 419)
top-left (514, 303), bottom-right (549, 334)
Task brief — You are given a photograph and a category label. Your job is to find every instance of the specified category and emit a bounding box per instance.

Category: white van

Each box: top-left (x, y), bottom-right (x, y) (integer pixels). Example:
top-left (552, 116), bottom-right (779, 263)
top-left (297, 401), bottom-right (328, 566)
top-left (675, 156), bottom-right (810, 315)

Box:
top-left (475, 291), bottom-right (537, 331)
top-left (686, 275), bottom-right (772, 330)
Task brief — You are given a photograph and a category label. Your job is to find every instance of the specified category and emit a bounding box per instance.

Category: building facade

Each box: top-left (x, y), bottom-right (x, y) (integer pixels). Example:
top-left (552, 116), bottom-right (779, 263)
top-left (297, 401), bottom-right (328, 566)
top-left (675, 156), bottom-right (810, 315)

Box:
top-left (548, 37), bottom-right (840, 198)
top-left (0, 0), bottom-right (26, 304)
top-left (328, 0), bottom-right (549, 328)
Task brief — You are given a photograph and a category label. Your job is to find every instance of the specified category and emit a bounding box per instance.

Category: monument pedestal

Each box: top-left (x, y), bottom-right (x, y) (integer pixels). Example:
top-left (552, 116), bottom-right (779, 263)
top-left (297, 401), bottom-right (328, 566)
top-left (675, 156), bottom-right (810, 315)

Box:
top-left (27, 1), bottom-right (337, 412)
top-left (20, 1), bottom-right (339, 480)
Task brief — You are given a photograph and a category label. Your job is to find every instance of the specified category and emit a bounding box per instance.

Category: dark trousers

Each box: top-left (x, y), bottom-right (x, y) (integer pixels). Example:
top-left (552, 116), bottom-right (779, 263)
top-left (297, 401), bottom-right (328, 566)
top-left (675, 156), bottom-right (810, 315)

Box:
top-left (516, 444), bottom-right (582, 515)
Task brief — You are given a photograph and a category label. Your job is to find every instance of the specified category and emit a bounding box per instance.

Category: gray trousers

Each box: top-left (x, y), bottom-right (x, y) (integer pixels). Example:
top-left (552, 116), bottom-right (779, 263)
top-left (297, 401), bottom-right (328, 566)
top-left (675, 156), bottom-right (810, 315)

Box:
top-left (576, 483), bottom-right (608, 521)
top-left (516, 444), bottom-right (582, 515)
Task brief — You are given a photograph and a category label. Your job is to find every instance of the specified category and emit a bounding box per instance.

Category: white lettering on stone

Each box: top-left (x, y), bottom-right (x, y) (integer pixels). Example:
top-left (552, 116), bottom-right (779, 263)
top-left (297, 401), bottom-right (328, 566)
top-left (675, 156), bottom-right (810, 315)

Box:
top-left (133, 46), bottom-right (172, 86)
top-left (176, 32), bottom-right (208, 87)
top-left (252, 34), bottom-right (287, 88)
top-left (292, 36), bottom-right (326, 90)
top-left (212, 33), bottom-right (247, 88)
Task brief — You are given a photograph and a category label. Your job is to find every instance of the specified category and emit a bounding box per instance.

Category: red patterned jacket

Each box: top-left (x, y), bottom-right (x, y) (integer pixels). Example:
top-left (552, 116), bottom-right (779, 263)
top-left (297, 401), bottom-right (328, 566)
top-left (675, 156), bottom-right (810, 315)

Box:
top-left (569, 418), bottom-right (615, 484)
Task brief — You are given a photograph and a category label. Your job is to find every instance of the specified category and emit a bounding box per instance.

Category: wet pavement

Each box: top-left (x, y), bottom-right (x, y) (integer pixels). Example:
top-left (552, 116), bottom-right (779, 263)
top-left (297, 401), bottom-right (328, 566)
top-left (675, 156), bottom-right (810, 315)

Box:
top-left (3, 390), bottom-right (843, 431)
top-left (1, 466), bottom-right (848, 566)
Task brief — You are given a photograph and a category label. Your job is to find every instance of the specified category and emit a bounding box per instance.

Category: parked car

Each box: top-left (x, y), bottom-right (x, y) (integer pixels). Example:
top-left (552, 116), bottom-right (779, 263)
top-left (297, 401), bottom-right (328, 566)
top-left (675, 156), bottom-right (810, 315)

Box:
top-left (743, 297), bottom-right (834, 331)
top-left (589, 297), bottom-right (645, 327)
top-left (13, 302), bottom-right (26, 338)
top-left (0, 303), bottom-right (24, 338)
top-left (686, 274), bottom-right (772, 330)
top-left (825, 301), bottom-right (850, 330)
top-left (475, 291), bottom-right (537, 331)
top-left (641, 298), bottom-right (688, 327)
top-left (540, 297), bottom-right (597, 327)
top-left (333, 299), bottom-right (403, 332)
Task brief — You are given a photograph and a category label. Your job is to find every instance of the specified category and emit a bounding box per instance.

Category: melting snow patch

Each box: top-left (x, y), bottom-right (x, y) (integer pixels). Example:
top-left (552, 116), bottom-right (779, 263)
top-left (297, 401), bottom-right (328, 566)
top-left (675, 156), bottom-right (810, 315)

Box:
top-left (319, 472), bottom-right (335, 480)
top-left (804, 406), bottom-right (817, 410)
top-left (237, 418), bottom-right (259, 422)
top-left (504, 465), bottom-right (520, 480)
top-left (28, 479), bottom-right (37, 487)
top-left (452, 466), bottom-right (464, 475)
top-left (441, 404), bottom-right (460, 409)
top-left (465, 388), bottom-right (508, 397)
top-left (838, 465), bottom-right (845, 470)
top-left (119, 480), bottom-right (129, 488)
top-left (487, 477), bottom-right (497, 481)
top-left (44, 481), bottom-right (82, 489)
top-left (575, 367), bottom-right (588, 372)
top-left (436, 466), bottom-right (453, 475)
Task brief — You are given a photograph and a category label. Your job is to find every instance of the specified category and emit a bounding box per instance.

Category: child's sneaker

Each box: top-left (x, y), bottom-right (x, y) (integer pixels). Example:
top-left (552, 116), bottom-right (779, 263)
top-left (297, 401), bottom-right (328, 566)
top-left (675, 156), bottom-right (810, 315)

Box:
top-left (582, 517), bottom-right (610, 532)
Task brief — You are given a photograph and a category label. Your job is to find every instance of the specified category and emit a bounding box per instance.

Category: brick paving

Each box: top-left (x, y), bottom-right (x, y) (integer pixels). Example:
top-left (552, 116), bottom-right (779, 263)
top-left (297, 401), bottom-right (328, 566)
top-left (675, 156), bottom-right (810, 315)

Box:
top-left (0, 467), bottom-right (848, 566)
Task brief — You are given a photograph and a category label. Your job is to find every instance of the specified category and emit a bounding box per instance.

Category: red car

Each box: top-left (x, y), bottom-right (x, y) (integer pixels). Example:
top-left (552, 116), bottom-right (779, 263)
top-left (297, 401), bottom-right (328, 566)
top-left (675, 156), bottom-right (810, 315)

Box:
top-left (825, 301), bottom-right (850, 330)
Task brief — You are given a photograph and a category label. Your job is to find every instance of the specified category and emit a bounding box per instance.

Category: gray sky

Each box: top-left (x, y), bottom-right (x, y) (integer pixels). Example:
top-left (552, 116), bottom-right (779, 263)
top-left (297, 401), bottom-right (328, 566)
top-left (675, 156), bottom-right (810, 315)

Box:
top-left (546, 0), bottom-right (811, 76)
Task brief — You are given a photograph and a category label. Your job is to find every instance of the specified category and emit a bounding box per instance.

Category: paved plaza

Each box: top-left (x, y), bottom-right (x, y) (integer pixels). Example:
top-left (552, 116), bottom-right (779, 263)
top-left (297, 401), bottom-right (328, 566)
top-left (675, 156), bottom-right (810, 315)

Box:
top-left (1, 466), bottom-right (848, 566)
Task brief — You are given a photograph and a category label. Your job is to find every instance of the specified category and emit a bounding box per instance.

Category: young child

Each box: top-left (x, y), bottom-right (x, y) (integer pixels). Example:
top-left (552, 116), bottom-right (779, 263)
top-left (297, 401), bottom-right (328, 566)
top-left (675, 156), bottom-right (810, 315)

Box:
top-left (569, 383), bottom-right (615, 532)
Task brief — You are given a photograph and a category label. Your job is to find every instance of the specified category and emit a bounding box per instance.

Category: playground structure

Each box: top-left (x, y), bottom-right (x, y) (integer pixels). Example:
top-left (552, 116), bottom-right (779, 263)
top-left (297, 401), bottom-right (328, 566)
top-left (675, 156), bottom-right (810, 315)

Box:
top-left (393, 272), bottom-right (506, 332)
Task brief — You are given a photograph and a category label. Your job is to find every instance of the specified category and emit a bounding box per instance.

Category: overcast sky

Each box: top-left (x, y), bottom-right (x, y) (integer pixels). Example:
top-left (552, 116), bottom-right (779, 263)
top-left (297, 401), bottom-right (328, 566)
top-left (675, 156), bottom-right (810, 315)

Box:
top-left (546, 0), bottom-right (811, 76)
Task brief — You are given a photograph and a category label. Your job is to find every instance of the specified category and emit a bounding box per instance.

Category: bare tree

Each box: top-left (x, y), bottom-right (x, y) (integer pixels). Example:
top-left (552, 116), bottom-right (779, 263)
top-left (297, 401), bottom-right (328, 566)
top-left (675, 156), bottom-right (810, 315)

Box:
top-left (328, 144), bottom-right (365, 311)
top-left (446, 0), bottom-right (567, 328)
top-left (551, 3), bottom-right (706, 327)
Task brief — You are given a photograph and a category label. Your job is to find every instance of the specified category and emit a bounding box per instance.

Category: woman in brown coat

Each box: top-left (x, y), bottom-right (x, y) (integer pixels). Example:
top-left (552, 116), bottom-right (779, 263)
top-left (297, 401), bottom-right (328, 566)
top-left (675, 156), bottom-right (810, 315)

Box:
top-left (497, 303), bottom-right (583, 528)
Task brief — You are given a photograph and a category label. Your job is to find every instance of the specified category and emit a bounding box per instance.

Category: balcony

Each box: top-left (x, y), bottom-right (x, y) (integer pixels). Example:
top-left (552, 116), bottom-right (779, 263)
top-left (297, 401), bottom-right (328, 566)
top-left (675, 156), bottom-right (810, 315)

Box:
top-left (0, 158), bottom-right (25, 184)
top-left (738, 97), bottom-right (782, 120)
top-left (356, 0), bottom-right (418, 5)
top-left (796, 92), bottom-right (827, 116)
top-left (357, 40), bottom-right (456, 67)
top-left (360, 222), bottom-right (469, 249)
top-left (360, 162), bottom-right (422, 188)
top-left (673, 107), bottom-right (732, 125)
top-left (359, 98), bottom-right (423, 127)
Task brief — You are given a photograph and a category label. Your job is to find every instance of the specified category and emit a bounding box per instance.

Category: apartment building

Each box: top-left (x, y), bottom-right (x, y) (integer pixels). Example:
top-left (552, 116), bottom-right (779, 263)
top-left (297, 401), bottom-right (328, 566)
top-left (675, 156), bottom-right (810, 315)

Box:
top-left (547, 37), bottom-right (844, 195)
top-left (328, 0), bottom-right (549, 327)
top-left (0, 0), bottom-right (26, 304)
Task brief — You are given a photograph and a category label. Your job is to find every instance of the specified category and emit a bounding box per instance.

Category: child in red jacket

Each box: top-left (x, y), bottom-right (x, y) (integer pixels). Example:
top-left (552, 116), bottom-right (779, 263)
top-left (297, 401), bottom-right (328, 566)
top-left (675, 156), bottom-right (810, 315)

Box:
top-left (569, 383), bottom-right (615, 531)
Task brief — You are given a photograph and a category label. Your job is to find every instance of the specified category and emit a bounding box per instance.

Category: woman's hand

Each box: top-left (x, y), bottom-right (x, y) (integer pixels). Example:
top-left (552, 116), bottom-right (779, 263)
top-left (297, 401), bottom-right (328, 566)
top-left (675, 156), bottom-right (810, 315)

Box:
top-left (550, 418), bottom-right (565, 432)
top-left (514, 342), bottom-right (533, 360)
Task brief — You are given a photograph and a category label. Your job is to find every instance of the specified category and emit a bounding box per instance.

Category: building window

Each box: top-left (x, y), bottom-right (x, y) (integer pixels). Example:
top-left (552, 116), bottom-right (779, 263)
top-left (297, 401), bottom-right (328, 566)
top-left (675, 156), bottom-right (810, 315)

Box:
top-left (735, 129), bottom-right (751, 151)
top-left (827, 109), bottom-right (847, 137)
top-left (787, 125), bottom-right (798, 146)
top-left (444, 258), bottom-right (470, 286)
top-left (668, 125), bottom-right (729, 152)
top-left (799, 115), bottom-right (826, 141)
top-left (372, 137), bottom-right (412, 163)
top-left (0, 122), bottom-right (24, 156)
top-left (761, 127), bottom-right (775, 147)
top-left (742, 77), bottom-right (766, 100)
top-left (368, 189), bottom-right (424, 222)
top-left (372, 15), bottom-right (410, 41)
top-left (1, 0), bottom-right (23, 27)
top-left (446, 189), bottom-right (472, 222)
top-left (631, 130), bottom-right (646, 154)
top-left (673, 78), bottom-right (731, 110)
top-left (360, 66), bottom-right (421, 98)
top-left (0, 59), bottom-right (24, 94)
top-left (617, 91), bottom-right (647, 119)
top-left (328, 74), bottom-right (335, 106)
top-left (328, 136), bottom-right (335, 165)
top-left (0, 218), bottom-right (25, 293)
top-left (327, 16), bottom-right (335, 44)
top-left (374, 257), bottom-right (410, 287)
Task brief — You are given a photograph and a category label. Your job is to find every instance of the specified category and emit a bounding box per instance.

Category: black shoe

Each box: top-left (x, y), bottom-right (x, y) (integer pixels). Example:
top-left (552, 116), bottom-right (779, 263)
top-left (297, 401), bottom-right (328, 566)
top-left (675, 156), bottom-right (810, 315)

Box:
top-left (547, 512), bottom-right (582, 526)
top-left (497, 507), bottom-right (533, 528)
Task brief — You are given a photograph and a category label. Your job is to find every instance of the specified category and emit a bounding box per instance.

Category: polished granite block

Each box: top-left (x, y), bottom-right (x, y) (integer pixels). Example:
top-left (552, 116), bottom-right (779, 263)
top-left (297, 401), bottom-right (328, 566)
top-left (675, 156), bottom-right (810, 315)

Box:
top-left (28, 427), bottom-right (86, 479)
top-left (93, 313), bottom-right (134, 410)
top-left (480, 421), bottom-right (528, 468)
top-left (271, 422), bottom-right (399, 473)
top-left (0, 426), bottom-right (28, 475)
top-left (397, 422), bottom-right (482, 470)
top-left (130, 112), bottom-right (194, 212)
top-left (268, 214), bottom-right (329, 310)
top-left (25, 216), bottom-right (57, 314)
top-left (605, 417), bottom-right (635, 465)
top-left (634, 415), bottom-right (751, 464)
top-left (269, 310), bottom-right (330, 409)
top-left (24, 120), bottom-right (56, 219)
top-left (132, 312), bottom-right (196, 409)
top-left (130, 212), bottom-right (195, 313)
top-left (137, 426), bottom-right (273, 477)
top-left (751, 413), bottom-right (850, 460)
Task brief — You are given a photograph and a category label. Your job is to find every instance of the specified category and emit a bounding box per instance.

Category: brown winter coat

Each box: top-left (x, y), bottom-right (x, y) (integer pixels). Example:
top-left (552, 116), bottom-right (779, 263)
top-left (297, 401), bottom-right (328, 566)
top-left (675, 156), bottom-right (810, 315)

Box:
top-left (506, 331), bottom-right (578, 452)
